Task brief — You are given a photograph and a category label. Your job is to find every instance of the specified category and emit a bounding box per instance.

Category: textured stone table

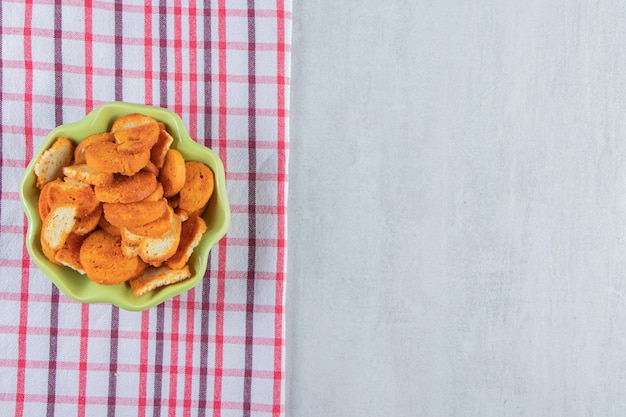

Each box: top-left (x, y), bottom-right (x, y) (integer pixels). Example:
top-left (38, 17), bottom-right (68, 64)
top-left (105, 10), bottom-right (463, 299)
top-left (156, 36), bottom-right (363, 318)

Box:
top-left (287, 1), bottom-right (626, 416)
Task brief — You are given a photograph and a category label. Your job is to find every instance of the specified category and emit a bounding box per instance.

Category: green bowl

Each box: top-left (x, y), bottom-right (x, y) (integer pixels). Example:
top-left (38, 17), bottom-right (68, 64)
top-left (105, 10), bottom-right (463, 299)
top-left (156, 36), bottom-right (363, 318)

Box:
top-left (19, 102), bottom-right (230, 311)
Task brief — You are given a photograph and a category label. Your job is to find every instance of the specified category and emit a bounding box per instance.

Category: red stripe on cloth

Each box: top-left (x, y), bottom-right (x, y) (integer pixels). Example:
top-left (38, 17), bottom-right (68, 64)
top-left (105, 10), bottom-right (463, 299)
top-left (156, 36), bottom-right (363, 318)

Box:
top-left (84, 1), bottom-right (93, 112)
top-left (138, 310), bottom-right (150, 417)
top-left (15, 3), bottom-right (34, 416)
top-left (78, 6), bottom-right (93, 415)
top-left (273, 1), bottom-right (288, 415)
top-left (0, 392), bottom-right (280, 412)
top-left (168, 3), bottom-right (183, 414)
top-left (0, 356), bottom-right (283, 377)
top-left (1, 91), bottom-right (290, 113)
top-left (168, 302), bottom-right (182, 417)
top-left (188, 2), bottom-right (198, 138)
top-left (213, 1), bottom-right (229, 415)
top-left (78, 304), bottom-right (90, 417)
top-left (184, 5), bottom-right (200, 411)
top-left (2, 59), bottom-right (290, 83)
top-left (1, 27), bottom-right (290, 52)
top-left (1, 0), bottom-right (293, 18)
top-left (173, 0), bottom-right (183, 117)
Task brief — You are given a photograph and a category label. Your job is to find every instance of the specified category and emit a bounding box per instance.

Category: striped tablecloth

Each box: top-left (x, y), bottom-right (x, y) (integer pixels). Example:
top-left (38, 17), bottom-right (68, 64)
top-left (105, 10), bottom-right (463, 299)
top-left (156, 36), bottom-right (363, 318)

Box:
top-left (0, 1), bottom-right (290, 415)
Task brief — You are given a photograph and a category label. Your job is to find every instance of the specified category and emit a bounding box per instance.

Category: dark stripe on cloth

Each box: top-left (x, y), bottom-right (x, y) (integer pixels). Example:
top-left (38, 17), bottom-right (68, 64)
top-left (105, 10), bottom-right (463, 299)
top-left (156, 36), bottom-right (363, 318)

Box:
top-left (114, 0), bottom-right (123, 100)
top-left (152, 1), bottom-right (169, 415)
top-left (197, 3), bottom-right (213, 415)
top-left (107, 307), bottom-right (119, 417)
top-left (46, 2), bottom-right (63, 414)
top-left (108, 2), bottom-right (123, 415)
top-left (243, 2), bottom-right (257, 416)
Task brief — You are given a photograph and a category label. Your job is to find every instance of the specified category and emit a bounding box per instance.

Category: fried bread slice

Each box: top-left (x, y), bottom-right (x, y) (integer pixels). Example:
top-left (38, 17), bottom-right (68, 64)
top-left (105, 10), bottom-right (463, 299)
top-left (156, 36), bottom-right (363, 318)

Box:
top-left (103, 198), bottom-right (168, 228)
top-left (128, 265), bottom-right (191, 297)
top-left (85, 141), bottom-right (150, 176)
top-left (178, 161), bottom-right (214, 217)
top-left (34, 137), bottom-right (74, 189)
top-left (111, 113), bottom-right (160, 154)
top-left (74, 132), bottom-right (114, 165)
top-left (158, 149), bottom-right (186, 197)
top-left (167, 215), bottom-right (207, 270)
top-left (94, 171), bottom-right (157, 204)
top-left (41, 205), bottom-right (78, 250)
top-left (79, 230), bottom-right (147, 285)
top-left (63, 164), bottom-right (114, 187)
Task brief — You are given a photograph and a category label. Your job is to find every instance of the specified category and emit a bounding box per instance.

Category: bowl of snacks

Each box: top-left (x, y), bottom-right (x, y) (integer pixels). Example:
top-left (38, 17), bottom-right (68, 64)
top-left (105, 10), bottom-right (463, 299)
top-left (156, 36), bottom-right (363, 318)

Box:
top-left (19, 102), bottom-right (230, 311)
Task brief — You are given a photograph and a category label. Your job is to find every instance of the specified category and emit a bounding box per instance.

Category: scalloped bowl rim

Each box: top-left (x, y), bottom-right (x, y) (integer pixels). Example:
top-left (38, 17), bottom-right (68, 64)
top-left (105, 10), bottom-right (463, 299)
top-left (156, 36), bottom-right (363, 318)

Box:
top-left (19, 102), bottom-right (230, 311)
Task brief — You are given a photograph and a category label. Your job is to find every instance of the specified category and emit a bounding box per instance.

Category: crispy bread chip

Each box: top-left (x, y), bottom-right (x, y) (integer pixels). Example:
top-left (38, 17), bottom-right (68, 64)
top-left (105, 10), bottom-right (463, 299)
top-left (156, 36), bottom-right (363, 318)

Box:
top-left (41, 205), bottom-right (78, 251)
top-left (142, 182), bottom-right (164, 202)
top-left (167, 215), bottom-right (207, 270)
top-left (103, 198), bottom-right (168, 228)
top-left (74, 132), bottom-right (114, 165)
top-left (80, 230), bottom-right (147, 285)
top-left (126, 205), bottom-right (174, 238)
top-left (47, 178), bottom-right (99, 217)
top-left (179, 161), bottom-right (214, 217)
top-left (94, 171), bottom-right (157, 204)
top-left (151, 130), bottom-right (174, 169)
top-left (111, 113), bottom-right (158, 132)
top-left (73, 204), bottom-right (102, 236)
top-left (142, 160), bottom-right (160, 176)
top-left (135, 212), bottom-right (182, 264)
top-left (41, 236), bottom-right (62, 266)
top-left (55, 233), bottom-right (87, 274)
top-left (85, 141), bottom-right (151, 176)
top-left (98, 215), bottom-right (121, 236)
top-left (34, 137), bottom-right (74, 189)
top-left (158, 149), bottom-right (186, 197)
top-left (63, 164), bottom-right (114, 187)
top-left (38, 178), bottom-right (60, 220)
top-left (111, 113), bottom-right (160, 154)
top-left (128, 265), bottom-right (191, 297)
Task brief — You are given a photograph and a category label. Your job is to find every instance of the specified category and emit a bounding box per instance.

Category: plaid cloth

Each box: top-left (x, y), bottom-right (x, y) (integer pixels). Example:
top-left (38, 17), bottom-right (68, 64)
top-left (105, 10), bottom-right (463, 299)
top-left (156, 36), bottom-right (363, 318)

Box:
top-left (0, 1), bottom-right (290, 416)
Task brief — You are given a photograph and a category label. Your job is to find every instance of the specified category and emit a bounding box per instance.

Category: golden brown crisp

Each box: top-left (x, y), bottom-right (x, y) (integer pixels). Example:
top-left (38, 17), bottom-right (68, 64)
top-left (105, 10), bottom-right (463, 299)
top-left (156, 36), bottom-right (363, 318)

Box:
top-left (178, 161), bottom-right (214, 217)
top-left (79, 230), bottom-right (147, 285)
top-left (128, 265), bottom-right (191, 297)
top-left (111, 113), bottom-right (160, 154)
top-left (55, 233), bottom-right (87, 274)
top-left (94, 171), bottom-right (157, 204)
top-left (47, 178), bottom-right (100, 217)
top-left (103, 198), bottom-right (168, 228)
top-left (72, 204), bottom-right (102, 236)
top-left (85, 141), bottom-right (150, 176)
top-left (62, 164), bottom-right (114, 187)
top-left (74, 132), bottom-right (114, 165)
top-left (167, 215), bottom-right (207, 270)
top-left (34, 137), bottom-right (74, 189)
top-left (126, 205), bottom-right (174, 238)
top-left (151, 129), bottom-right (174, 168)
top-left (158, 149), bottom-right (186, 198)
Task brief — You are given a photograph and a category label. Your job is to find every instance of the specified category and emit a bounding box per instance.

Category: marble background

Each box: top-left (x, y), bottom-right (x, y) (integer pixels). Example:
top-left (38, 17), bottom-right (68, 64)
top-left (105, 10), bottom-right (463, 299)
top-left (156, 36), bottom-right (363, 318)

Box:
top-left (287, 1), bottom-right (626, 415)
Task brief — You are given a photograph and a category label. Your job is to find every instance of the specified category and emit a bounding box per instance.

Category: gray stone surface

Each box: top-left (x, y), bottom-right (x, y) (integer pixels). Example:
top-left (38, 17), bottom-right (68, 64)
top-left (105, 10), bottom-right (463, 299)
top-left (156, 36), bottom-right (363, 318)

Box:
top-left (287, 1), bottom-right (626, 416)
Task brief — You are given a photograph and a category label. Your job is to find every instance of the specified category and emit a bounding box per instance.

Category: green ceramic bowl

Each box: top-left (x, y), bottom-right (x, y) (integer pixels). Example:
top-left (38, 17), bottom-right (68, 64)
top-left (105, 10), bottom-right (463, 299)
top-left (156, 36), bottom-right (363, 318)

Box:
top-left (19, 102), bottom-right (230, 311)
